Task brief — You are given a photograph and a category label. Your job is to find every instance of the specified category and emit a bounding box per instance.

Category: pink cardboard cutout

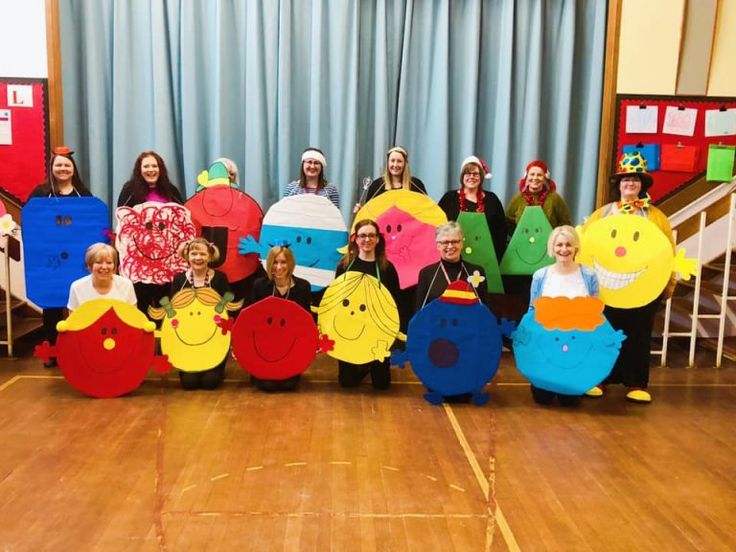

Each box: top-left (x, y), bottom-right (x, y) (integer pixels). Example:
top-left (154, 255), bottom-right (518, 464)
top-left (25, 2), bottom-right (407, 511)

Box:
top-left (232, 296), bottom-right (318, 380)
top-left (377, 205), bottom-right (440, 288)
top-left (185, 186), bottom-right (264, 282)
top-left (115, 202), bottom-right (195, 284)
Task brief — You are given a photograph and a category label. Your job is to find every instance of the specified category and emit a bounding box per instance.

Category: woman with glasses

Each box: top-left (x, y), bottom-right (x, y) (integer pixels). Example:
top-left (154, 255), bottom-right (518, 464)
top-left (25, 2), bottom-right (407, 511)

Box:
top-left (334, 219), bottom-right (401, 390)
top-left (438, 156), bottom-right (507, 262)
top-left (415, 222), bottom-right (488, 310)
top-left (283, 147), bottom-right (340, 208)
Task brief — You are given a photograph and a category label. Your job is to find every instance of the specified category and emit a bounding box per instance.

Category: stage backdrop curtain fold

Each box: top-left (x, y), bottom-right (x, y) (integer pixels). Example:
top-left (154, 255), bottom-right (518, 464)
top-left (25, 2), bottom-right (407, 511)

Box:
top-left (59, 0), bottom-right (605, 222)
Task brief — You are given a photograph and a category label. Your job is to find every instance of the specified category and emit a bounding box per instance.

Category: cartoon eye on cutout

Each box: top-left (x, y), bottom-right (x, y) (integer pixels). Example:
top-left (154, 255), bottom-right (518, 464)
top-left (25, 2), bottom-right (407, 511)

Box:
top-left (279, 318), bottom-right (286, 327)
top-left (158, 222), bottom-right (165, 231)
top-left (145, 222), bottom-right (153, 230)
top-left (451, 319), bottom-right (458, 326)
top-left (524, 228), bottom-right (529, 234)
top-left (397, 224), bottom-right (402, 232)
top-left (56, 215), bottom-right (63, 225)
top-left (342, 299), bottom-right (350, 307)
top-left (359, 304), bottom-right (366, 312)
top-left (267, 316), bottom-right (273, 325)
top-left (386, 224), bottom-right (392, 232)
top-left (611, 229), bottom-right (617, 238)
top-left (101, 327), bottom-right (107, 335)
top-left (60, 251), bottom-right (69, 260)
top-left (306, 236), bottom-right (312, 244)
top-left (633, 231), bottom-right (640, 241)
top-left (64, 215), bottom-right (72, 226)
top-left (535, 227), bottom-right (540, 233)
top-left (296, 236), bottom-right (302, 243)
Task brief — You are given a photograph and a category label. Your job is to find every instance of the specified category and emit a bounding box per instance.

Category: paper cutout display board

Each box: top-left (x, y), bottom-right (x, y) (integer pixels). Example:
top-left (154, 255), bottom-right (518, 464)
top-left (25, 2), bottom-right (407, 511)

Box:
top-left (457, 212), bottom-right (503, 292)
top-left (578, 215), bottom-right (697, 309)
top-left (499, 206), bottom-right (554, 276)
top-left (392, 281), bottom-right (514, 406)
top-left (232, 296), bottom-right (318, 380)
top-left (317, 272), bottom-right (403, 364)
top-left (354, 190), bottom-right (447, 289)
top-left (115, 202), bottom-right (195, 284)
top-left (185, 162), bottom-right (264, 283)
top-left (512, 297), bottom-right (625, 395)
top-left (22, 197), bottom-right (109, 308)
top-left (34, 300), bottom-right (167, 398)
top-left (0, 79), bottom-right (48, 202)
top-left (240, 195), bottom-right (347, 291)
top-left (151, 288), bottom-right (236, 372)
top-left (616, 95), bottom-right (736, 201)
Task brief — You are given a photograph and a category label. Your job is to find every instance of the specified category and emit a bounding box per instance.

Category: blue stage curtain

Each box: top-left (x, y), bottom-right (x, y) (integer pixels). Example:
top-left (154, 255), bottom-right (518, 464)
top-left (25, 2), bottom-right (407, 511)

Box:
top-left (59, 0), bottom-right (605, 222)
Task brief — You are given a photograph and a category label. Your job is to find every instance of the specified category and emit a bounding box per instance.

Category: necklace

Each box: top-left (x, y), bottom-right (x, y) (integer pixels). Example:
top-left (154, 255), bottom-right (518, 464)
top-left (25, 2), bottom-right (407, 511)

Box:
top-left (272, 278), bottom-right (292, 299)
top-left (187, 269), bottom-right (210, 288)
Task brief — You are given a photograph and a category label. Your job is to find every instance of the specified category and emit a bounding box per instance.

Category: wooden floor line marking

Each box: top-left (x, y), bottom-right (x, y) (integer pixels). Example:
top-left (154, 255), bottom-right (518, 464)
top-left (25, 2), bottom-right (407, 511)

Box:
top-left (443, 404), bottom-right (521, 552)
top-left (163, 510), bottom-right (487, 520)
top-left (0, 375), bottom-right (22, 392)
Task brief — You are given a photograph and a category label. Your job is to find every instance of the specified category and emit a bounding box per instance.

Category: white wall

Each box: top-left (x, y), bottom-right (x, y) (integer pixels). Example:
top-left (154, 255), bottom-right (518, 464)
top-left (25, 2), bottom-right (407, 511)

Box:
top-left (0, 0), bottom-right (47, 78)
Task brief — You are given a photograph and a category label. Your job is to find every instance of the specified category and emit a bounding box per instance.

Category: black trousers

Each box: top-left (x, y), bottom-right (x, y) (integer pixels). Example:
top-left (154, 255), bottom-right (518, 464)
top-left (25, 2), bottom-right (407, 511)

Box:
top-left (338, 359), bottom-right (391, 390)
top-left (42, 308), bottom-right (65, 346)
top-left (178, 358), bottom-right (227, 390)
top-left (603, 300), bottom-right (659, 389)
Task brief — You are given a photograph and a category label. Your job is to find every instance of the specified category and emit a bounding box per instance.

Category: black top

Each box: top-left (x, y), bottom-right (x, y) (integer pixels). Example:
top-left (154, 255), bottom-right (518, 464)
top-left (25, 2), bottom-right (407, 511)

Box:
top-left (415, 259), bottom-right (488, 312)
top-left (171, 270), bottom-right (231, 298)
top-left (28, 183), bottom-right (93, 199)
top-left (117, 181), bottom-right (184, 208)
top-left (251, 275), bottom-right (311, 312)
top-left (363, 176), bottom-right (427, 204)
top-left (438, 190), bottom-right (507, 261)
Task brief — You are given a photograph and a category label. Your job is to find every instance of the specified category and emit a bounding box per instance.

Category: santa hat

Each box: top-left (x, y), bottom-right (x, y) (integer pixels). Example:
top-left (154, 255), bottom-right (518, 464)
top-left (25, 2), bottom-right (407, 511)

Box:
top-left (461, 156), bottom-right (492, 180)
top-left (518, 160), bottom-right (557, 192)
top-left (439, 281), bottom-right (478, 305)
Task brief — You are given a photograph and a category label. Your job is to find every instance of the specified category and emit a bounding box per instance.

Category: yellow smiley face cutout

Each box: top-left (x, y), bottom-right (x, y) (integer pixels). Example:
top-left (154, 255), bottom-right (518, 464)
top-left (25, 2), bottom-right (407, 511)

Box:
top-left (151, 288), bottom-right (235, 372)
top-left (578, 215), bottom-right (697, 309)
top-left (317, 272), bottom-right (405, 364)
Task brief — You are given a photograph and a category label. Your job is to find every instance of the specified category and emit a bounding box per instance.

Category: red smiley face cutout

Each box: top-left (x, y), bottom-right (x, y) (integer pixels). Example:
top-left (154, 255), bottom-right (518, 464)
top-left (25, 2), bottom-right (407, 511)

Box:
top-left (232, 296), bottom-right (318, 380)
top-left (55, 301), bottom-right (157, 398)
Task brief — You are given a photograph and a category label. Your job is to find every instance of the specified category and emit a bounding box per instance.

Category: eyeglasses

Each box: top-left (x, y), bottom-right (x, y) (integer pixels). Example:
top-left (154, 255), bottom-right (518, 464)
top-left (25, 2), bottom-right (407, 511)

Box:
top-left (463, 172), bottom-right (481, 179)
top-left (437, 239), bottom-right (462, 247)
top-left (356, 233), bottom-right (378, 240)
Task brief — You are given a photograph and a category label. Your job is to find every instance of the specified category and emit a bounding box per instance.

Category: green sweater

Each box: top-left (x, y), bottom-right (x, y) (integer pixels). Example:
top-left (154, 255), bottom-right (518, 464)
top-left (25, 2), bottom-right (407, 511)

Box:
top-left (505, 191), bottom-right (572, 235)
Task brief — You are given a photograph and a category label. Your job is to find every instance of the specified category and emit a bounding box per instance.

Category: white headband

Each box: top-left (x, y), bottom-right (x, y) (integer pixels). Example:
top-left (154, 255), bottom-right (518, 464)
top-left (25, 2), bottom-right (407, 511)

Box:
top-left (301, 150), bottom-right (326, 168)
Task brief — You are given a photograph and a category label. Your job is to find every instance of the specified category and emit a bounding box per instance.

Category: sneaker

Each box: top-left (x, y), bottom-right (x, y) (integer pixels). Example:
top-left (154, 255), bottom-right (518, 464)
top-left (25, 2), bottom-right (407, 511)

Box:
top-left (584, 384), bottom-right (606, 398)
top-left (625, 387), bottom-right (651, 404)
top-left (43, 358), bottom-right (58, 369)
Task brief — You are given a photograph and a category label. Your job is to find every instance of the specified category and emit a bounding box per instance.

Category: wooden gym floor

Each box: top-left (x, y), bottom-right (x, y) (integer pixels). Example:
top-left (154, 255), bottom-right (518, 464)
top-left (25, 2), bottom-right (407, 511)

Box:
top-left (0, 343), bottom-right (735, 551)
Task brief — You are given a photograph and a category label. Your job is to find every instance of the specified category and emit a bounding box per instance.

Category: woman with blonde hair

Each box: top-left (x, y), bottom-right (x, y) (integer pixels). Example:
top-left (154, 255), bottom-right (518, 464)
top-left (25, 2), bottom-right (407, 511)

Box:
top-left (67, 243), bottom-right (137, 311)
top-left (354, 146), bottom-right (426, 212)
top-left (248, 244), bottom-right (312, 391)
top-left (527, 225), bottom-right (599, 406)
top-left (164, 237), bottom-right (241, 389)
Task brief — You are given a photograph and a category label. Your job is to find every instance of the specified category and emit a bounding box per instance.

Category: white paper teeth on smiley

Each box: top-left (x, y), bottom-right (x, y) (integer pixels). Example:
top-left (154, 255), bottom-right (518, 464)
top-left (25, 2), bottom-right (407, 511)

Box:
top-left (593, 260), bottom-right (644, 290)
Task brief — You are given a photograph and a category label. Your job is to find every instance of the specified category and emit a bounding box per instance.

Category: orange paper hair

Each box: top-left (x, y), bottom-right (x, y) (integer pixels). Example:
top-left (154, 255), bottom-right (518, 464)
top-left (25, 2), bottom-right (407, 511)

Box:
top-left (533, 296), bottom-right (605, 331)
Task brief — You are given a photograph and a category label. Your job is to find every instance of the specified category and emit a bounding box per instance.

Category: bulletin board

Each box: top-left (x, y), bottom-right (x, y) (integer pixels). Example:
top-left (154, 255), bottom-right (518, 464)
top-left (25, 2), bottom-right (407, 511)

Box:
top-left (0, 78), bottom-right (49, 202)
top-left (613, 94), bottom-right (736, 202)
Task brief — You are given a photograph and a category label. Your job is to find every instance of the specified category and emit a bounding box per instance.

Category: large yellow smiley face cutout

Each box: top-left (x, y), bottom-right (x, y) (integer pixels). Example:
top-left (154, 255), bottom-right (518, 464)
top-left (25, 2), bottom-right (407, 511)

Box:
top-left (317, 272), bottom-right (405, 364)
top-left (154, 291), bottom-right (233, 372)
top-left (578, 215), bottom-right (697, 309)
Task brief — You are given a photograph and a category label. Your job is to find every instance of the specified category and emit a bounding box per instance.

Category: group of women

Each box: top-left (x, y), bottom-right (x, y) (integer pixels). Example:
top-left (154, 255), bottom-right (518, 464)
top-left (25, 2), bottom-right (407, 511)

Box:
top-left (32, 144), bottom-right (672, 405)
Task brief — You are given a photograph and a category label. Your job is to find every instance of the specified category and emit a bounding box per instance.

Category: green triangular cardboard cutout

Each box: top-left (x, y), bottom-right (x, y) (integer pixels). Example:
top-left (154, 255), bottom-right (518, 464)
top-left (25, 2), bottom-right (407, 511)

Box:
top-left (457, 212), bottom-right (504, 293)
top-left (499, 206), bottom-right (554, 275)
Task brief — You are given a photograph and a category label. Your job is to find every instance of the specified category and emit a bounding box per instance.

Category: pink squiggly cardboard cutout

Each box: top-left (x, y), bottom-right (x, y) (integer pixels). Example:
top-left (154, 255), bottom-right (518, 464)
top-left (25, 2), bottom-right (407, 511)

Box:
top-left (115, 202), bottom-right (195, 284)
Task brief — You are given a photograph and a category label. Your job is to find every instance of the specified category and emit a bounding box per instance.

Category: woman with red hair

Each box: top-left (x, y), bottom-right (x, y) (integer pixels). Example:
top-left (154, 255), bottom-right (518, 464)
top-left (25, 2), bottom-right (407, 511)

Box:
top-left (505, 160), bottom-right (571, 235)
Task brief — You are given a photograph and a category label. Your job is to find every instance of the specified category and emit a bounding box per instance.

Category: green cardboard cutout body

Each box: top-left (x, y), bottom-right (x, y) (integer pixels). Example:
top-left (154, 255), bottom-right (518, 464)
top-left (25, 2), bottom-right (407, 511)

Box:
top-left (499, 206), bottom-right (554, 275)
top-left (457, 212), bottom-right (503, 292)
